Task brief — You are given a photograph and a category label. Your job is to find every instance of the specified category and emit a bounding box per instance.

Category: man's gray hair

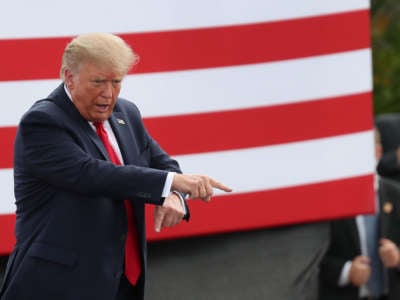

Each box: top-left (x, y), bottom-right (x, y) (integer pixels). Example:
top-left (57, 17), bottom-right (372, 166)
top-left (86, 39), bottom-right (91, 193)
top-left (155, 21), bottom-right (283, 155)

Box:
top-left (60, 32), bottom-right (138, 80)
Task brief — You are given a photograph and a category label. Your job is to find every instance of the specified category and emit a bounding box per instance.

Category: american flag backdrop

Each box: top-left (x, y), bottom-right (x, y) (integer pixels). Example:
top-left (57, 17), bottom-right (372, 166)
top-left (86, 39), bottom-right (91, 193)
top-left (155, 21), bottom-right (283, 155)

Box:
top-left (0, 0), bottom-right (375, 254)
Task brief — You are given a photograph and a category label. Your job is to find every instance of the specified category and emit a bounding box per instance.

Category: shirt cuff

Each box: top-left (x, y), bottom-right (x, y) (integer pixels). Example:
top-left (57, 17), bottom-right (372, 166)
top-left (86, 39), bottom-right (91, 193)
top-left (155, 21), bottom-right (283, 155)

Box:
top-left (161, 172), bottom-right (174, 197)
top-left (338, 261), bottom-right (352, 286)
top-left (171, 191), bottom-right (187, 215)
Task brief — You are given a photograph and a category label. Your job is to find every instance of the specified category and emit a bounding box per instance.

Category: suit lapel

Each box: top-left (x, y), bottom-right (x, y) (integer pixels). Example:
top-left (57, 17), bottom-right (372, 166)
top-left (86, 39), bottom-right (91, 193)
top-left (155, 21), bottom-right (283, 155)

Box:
top-left (49, 85), bottom-right (141, 164)
top-left (49, 83), bottom-right (111, 161)
top-left (109, 110), bottom-right (145, 235)
top-left (109, 111), bottom-right (141, 166)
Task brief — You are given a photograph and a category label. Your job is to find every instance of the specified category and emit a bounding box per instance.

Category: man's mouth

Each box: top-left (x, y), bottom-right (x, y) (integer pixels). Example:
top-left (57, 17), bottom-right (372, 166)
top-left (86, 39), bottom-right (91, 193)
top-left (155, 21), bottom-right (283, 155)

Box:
top-left (96, 104), bottom-right (110, 112)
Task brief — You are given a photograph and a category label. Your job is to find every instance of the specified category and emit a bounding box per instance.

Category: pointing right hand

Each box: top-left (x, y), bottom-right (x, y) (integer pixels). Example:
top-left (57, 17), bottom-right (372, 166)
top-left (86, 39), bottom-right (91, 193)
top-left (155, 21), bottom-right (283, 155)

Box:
top-left (172, 173), bottom-right (232, 202)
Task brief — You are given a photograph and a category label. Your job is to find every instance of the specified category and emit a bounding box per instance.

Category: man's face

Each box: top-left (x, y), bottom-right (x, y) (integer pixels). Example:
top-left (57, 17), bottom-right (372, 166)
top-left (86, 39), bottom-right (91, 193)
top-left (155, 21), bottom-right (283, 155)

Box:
top-left (65, 62), bottom-right (123, 122)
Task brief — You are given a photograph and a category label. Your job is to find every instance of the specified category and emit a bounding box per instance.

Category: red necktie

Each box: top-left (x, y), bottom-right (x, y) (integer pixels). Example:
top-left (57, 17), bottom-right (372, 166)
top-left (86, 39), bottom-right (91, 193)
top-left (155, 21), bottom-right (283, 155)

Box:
top-left (94, 121), bottom-right (141, 285)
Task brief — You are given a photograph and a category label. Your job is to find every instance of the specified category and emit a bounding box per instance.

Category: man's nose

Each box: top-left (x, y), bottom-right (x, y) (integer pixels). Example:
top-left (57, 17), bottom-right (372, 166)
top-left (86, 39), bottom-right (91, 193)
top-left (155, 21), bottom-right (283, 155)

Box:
top-left (102, 81), bottom-right (114, 97)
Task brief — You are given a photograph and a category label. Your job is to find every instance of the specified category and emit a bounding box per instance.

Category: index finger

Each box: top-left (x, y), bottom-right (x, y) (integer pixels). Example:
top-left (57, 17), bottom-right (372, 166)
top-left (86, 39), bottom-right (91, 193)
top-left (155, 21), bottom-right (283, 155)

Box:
top-left (210, 179), bottom-right (232, 192)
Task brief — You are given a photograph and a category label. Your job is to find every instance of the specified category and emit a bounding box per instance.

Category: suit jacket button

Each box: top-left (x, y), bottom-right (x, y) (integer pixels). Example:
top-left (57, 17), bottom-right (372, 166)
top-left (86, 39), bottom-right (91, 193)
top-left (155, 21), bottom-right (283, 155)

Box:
top-left (115, 271), bottom-right (123, 279)
top-left (120, 234), bottom-right (126, 242)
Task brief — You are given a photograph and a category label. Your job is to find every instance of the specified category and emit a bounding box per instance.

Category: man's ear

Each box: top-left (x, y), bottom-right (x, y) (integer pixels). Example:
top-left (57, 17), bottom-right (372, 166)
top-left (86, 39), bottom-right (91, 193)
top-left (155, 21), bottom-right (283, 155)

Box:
top-left (64, 69), bottom-right (75, 90)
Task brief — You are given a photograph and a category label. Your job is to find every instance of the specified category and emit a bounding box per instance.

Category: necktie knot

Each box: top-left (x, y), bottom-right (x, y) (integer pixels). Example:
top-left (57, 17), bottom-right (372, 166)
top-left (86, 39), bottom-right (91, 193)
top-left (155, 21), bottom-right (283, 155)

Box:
top-left (93, 121), bottom-right (121, 165)
top-left (93, 121), bottom-right (105, 135)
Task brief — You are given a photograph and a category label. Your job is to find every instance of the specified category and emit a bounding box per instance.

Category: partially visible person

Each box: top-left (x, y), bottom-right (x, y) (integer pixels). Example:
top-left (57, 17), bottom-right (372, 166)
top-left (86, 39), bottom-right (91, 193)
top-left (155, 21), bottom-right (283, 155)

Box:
top-left (319, 128), bottom-right (400, 300)
top-left (0, 33), bottom-right (231, 300)
top-left (376, 113), bottom-right (400, 181)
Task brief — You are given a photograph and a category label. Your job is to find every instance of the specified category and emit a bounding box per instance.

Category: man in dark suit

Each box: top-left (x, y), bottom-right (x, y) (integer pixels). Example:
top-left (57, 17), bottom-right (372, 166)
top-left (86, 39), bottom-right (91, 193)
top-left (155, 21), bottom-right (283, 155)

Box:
top-left (319, 129), bottom-right (400, 300)
top-left (0, 33), bottom-right (231, 300)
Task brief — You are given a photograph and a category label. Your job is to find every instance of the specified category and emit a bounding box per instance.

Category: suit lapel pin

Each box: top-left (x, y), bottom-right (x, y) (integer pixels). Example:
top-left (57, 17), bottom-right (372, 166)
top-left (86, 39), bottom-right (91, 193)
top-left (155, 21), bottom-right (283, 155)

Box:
top-left (383, 202), bottom-right (393, 214)
top-left (116, 118), bottom-right (126, 125)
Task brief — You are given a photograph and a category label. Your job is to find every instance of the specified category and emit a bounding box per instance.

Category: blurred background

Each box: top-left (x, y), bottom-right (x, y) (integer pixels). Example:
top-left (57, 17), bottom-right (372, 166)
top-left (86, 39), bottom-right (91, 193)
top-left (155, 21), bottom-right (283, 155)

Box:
top-left (2, 1), bottom-right (400, 299)
top-left (372, 0), bottom-right (400, 114)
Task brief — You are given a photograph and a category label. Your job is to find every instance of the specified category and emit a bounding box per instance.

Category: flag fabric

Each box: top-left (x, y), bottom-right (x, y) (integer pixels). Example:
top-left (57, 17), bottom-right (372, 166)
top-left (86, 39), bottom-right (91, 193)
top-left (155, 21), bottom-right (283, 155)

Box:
top-left (0, 0), bottom-right (374, 254)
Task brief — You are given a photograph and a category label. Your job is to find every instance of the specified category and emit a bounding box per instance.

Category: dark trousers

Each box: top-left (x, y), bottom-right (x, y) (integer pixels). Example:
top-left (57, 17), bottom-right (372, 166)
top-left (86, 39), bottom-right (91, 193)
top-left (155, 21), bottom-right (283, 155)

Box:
top-left (115, 274), bottom-right (139, 300)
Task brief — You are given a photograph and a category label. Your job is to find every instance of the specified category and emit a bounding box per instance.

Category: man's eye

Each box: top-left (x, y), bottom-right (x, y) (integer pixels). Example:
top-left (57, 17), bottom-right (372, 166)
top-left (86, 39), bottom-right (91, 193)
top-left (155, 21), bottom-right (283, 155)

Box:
top-left (90, 81), bottom-right (102, 86)
top-left (90, 79), bottom-right (121, 87)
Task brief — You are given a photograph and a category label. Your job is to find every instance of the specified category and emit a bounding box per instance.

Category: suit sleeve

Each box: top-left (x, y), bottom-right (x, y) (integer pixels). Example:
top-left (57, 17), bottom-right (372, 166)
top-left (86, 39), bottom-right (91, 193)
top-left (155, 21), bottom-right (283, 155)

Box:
top-left (122, 100), bottom-right (183, 174)
top-left (319, 221), bottom-right (352, 288)
top-left (16, 108), bottom-right (167, 205)
top-left (320, 248), bottom-right (348, 288)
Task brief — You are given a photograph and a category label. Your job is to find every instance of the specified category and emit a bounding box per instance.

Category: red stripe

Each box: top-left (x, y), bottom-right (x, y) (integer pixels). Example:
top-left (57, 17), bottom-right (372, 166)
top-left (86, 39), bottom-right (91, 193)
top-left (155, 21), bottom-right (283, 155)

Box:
top-left (0, 127), bottom-right (17, 169)
top-left (0, 92), bottom-right (374, 169)
top-left (0, 10), bottom-right (370, 81)
top-left (145, 92), bottom-right (373, 155)
top-left (146, 174), bottom-right (375, 240)
top-left (0, 214), bottom-right (15, 255)
top-left (0, 174), bottom-right (374, 254)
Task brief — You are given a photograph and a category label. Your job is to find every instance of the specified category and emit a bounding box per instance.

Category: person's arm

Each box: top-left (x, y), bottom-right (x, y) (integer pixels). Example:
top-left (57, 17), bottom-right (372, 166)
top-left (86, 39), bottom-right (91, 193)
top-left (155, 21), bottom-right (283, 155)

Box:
top-left (19, 107), bottom-right (168, 205)
top-left (21, 103), bottom-right (231, 207)
top-left (320, 254), bottom-right (351, 288)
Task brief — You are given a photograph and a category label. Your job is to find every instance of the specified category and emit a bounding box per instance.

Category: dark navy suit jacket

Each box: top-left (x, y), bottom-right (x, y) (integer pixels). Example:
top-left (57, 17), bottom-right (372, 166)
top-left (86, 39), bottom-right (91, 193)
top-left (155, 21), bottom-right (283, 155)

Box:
top-left (0, 84), bottom-right (186, 300)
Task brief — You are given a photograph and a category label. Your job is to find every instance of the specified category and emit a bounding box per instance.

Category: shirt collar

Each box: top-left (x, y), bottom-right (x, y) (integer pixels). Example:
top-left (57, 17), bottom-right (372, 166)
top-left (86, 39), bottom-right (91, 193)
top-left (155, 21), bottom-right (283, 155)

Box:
top-left (64, 84), bottom-right (73, 102)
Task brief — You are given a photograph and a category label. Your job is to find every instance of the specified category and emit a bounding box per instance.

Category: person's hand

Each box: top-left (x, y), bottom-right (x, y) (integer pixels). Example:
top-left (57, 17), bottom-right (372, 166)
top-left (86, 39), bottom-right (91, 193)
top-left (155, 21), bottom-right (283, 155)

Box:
top-left (349, 255), bottom-right (371, 287)
top-left (172, 173), bottom-right (232, 202)
top-left (154, 193), bottom-right (185, 232)
top-left (379, 238), bottom-right (400, 268)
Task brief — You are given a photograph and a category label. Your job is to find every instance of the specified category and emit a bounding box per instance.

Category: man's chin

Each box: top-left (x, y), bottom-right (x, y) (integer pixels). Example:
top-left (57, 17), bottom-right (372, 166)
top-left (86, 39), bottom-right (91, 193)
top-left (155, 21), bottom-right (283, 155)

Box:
top-left (90, 112), bottom-right (112, 122)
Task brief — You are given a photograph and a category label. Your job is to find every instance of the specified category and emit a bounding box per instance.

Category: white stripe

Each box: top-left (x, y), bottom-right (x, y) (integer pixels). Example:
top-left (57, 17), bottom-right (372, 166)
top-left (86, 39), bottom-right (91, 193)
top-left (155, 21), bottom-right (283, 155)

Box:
top-left (0, 0), bottom-right (369, 39)
top-left (0, 131), bottom-right (375, 214)
top-left (175, 131), bottom-right (375, 195)
top-left (127, 49), bottom-right (372, 117)
top-left (0, 49), bottom-right (372, 126)
top-left (0, 169), bottom-right (14, 214)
